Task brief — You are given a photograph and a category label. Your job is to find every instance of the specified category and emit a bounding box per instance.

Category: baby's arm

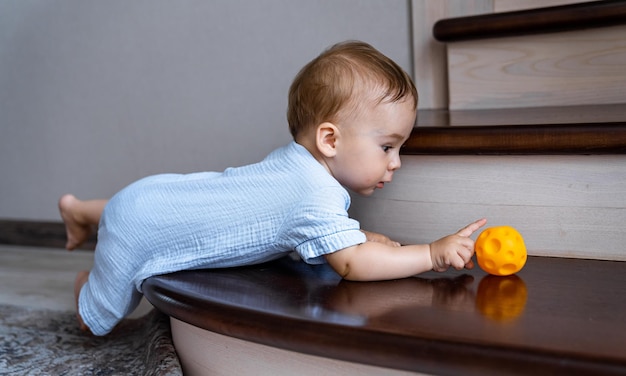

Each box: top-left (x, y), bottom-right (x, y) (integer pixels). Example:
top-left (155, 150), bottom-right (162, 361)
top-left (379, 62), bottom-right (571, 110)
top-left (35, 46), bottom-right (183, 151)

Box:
top-left (361, 230), bottom-right (401, 247)
top-left (325, 218), bottom-right (487, 281)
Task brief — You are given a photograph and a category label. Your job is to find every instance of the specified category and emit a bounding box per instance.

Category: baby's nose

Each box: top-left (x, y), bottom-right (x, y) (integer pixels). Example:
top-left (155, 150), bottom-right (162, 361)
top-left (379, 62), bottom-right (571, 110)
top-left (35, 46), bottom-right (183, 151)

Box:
top-left (389, 156), bottom-right (401, 171)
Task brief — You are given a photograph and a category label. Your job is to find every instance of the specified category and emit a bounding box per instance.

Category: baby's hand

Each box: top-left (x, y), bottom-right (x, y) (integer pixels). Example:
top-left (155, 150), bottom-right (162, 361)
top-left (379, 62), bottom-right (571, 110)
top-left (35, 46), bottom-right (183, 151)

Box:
top-left (429, 219), bottom-right (487, 272)
top-left (362, 230), bottom-right (401, 247)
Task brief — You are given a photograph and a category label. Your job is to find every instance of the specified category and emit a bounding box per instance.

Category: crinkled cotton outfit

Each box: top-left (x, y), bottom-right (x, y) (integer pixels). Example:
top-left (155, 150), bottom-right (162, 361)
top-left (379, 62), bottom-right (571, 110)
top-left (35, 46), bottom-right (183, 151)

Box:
top-left (79, 141), bottom-right (366, 335)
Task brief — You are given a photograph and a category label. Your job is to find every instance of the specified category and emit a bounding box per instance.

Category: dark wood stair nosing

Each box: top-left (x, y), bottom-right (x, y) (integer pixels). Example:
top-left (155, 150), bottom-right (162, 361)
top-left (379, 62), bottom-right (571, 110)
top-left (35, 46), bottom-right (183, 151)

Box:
top-left (433, 0), bottom-right (626, 42)
top-left (402, 122), bottom-right (626, 155)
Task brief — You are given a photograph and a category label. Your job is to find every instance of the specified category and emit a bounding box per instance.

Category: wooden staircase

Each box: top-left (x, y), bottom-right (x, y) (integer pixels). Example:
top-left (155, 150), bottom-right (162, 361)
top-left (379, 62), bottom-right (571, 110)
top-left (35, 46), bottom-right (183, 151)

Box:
top-left (436, 0), bottom-right (626, 110)
top-left (351, 0), bottom-right (626, 262)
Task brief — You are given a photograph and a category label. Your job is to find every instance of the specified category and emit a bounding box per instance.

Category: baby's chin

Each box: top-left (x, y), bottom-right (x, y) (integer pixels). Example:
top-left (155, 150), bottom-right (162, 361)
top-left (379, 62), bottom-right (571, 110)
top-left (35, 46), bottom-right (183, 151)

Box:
top-left (354, 187), bottom-right (378, 197)
top-left (346, 181), bottom-right (385, 196)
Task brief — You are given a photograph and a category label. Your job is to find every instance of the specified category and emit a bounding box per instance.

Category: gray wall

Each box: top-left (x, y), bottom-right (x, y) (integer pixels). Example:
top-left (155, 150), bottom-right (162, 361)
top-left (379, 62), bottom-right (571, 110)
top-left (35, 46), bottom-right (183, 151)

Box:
top-left (1, 0), bottom-right (413, 220)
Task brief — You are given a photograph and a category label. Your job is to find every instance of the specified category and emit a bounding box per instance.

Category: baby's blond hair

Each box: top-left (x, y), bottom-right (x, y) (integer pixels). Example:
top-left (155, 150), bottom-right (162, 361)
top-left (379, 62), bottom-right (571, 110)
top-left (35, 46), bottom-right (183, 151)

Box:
top-left (287, 41), bottom-right (417, 139)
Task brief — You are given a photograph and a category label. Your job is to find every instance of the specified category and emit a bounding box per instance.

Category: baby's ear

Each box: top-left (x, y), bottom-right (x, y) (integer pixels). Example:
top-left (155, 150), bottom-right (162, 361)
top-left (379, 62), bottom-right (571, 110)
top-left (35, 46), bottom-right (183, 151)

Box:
top-left (316, 122), bottom-right (339, 158)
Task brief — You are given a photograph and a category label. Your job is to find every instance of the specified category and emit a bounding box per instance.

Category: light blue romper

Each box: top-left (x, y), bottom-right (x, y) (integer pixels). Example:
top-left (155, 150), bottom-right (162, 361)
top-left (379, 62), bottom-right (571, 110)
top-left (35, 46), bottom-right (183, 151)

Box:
top-left (79, 141), bottom-right (367, 335)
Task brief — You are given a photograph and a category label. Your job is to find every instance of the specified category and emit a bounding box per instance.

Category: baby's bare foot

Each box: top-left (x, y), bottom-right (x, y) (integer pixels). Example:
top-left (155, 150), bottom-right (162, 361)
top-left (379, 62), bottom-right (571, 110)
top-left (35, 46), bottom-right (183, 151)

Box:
top-left (58, 194), bottom-right (92, 251)
top-left (74, 270), bottom-right (91, 333)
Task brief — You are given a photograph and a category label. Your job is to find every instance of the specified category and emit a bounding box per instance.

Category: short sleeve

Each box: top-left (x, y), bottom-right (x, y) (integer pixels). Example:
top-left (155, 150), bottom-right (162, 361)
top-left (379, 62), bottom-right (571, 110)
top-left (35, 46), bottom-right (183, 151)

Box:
top-left (276, 186), bottom-right (367, 265)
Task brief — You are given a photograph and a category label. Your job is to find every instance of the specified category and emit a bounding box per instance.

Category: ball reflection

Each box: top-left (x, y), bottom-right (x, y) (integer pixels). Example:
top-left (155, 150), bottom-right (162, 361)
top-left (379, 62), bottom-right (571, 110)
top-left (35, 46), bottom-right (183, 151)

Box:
top-left (476, 274), bottom-right (528, 322)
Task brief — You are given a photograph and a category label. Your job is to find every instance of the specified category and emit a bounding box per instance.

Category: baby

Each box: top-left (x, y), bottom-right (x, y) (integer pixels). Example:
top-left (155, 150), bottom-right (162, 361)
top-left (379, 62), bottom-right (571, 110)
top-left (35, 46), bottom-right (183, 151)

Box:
top-left (59, 41), bottom-right (486, 335)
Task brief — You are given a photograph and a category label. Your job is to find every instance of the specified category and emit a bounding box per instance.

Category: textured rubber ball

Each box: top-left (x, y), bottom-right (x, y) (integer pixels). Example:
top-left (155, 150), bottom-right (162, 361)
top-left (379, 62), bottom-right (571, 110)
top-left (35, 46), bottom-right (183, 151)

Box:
top-left (475, 226), bottom-right (527, 276)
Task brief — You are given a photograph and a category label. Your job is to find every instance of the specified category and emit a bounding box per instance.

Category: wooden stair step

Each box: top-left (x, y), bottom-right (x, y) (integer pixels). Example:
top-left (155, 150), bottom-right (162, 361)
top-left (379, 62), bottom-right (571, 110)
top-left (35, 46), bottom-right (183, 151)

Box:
top-left (433, 0), bottom-right (626, 42)
top-left (403, 104), bottom-right (626, 155)
top-left (431, 1), bottom-right (626, 110)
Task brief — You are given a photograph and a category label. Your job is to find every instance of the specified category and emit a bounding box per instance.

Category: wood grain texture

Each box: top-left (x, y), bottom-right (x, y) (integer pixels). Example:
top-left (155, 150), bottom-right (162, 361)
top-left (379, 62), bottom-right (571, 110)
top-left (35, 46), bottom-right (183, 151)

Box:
top-left (410, 0), bottom-right (493, 109)
top-left (350, 154), bottom-right (626, 261)
top-left (446, 25), bottom-right (626, 109)
top-left (405, 105), bottom-right (626, 154)
top-left (425, 104), bottom-right (626, 126)
top-left (494, 0), bottom-right (601, 13)
top-left (405, 123), bottom-right (626, 154)
top-left (144, 256), bottom-right (626, 375)
top-left (434, 0), bottom-right (626, 42)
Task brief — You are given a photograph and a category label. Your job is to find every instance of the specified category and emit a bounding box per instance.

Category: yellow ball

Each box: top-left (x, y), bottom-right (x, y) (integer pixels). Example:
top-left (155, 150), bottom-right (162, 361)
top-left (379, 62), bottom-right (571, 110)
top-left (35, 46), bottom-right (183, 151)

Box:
top-left (475, 226), bottom-right (527, 276)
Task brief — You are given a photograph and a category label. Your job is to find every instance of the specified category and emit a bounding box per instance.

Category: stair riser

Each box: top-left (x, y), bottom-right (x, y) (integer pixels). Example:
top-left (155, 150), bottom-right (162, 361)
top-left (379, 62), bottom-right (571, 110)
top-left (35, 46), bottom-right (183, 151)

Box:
top-left (447, 25), bottom-right (626, 110)
top-left (351, 154), bottom-right (626, 261)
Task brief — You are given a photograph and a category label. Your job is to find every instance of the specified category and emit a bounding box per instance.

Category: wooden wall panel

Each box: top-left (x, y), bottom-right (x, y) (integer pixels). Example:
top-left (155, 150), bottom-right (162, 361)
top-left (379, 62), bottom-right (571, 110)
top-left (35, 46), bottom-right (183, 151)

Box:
top-left (494, 0), bottom-right (600, 13)
top-left (446, 25), bottom-right (626, 110)
top-left (411, 0), bottom-right (493, 109)
top-left (350, 154), bottom-right (626, 261)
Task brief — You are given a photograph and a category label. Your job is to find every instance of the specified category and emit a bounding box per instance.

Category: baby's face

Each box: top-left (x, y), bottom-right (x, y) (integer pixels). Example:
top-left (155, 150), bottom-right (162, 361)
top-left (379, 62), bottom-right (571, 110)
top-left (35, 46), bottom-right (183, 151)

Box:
top-left (330, 98), bottom-right (416, 196)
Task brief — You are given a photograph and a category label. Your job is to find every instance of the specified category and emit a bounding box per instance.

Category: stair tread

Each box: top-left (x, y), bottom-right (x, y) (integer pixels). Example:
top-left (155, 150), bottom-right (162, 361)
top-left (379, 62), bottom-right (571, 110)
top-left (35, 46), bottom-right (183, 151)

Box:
top-left (143, 255), bottom-right (626, 375)
top-left (404, 104), bottom-right (626, 155)
top-left (434, 0), bottom-right (626, 42)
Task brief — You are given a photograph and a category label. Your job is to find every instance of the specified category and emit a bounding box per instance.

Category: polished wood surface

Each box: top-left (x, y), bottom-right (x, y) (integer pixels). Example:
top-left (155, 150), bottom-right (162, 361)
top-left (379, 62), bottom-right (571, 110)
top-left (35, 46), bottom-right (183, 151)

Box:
top-left (404, 105), bottom-right (626, 155)
top-left (144, 255), bottom-right (626, 375)
top-left (404, 123), bottom-right (626, 155)
top-left (433, 0), bottom-right (626, 42)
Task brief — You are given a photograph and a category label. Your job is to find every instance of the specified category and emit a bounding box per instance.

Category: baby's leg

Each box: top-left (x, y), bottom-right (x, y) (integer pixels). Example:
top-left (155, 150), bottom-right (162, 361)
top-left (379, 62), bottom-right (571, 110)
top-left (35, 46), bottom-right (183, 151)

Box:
top-left (75, 225), bottom-right (145, 335)
top-left (74, 270), bottom-right (91, 332)
top-left (58, 194), bottom-right (108, 250)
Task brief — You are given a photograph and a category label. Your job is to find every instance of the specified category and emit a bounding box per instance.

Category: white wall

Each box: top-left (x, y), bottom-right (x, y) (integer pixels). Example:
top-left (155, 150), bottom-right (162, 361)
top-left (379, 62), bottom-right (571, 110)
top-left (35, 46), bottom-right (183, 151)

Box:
top-left (0, 0), bottom-right (413, 220)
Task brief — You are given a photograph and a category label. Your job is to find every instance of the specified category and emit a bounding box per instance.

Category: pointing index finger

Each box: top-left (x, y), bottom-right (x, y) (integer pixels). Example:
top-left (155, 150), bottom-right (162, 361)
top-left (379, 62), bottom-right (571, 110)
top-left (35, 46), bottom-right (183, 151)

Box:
top-left (457, 218), bottom-right (487, 237)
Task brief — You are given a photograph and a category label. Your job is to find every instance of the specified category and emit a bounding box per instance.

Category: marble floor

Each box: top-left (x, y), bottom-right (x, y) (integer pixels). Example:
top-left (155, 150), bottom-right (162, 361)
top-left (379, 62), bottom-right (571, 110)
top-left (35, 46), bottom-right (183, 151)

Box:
top-left (0, 244), bottom-right (152, 316)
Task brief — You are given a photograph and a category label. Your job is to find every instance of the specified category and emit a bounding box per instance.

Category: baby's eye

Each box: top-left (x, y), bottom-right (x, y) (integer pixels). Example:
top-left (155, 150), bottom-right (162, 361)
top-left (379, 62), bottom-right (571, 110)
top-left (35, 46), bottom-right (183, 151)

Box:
top-left (382, 145), bottom-right (392, 152)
